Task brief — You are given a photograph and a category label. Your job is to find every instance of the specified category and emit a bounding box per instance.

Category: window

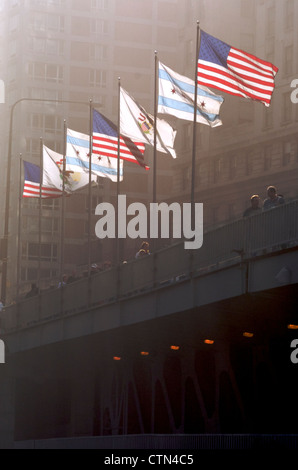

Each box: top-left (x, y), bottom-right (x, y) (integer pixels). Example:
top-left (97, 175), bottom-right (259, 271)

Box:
top-left (283, 142), bottom-right (291, 166)
top-left (90, 44), bottom-right (108, 61)
top-left (229, 156), bottom-right (237, 179)
top-left (246, 154), bottom-right (253, 176)
top-left (91, 18), bottom-right (108, 36)
top-left (263, 105), bottom-right (273, 129)
top-left (86, 194), bottom-right (103, 212)
top-left (241, 0), bottom-right (254, 18)
top-left (182, 167), bottom-right (191, 191)
top-left (284, 45), bottom-right (293, 76)
top-left (264, 146), bottom-right (272, 171)
top-left (239, 101), bottom-right (254, 124)
top-left (266, 6), bottom-right (275, 36)
top-left (26, 139), bottom-right (40, 156)
top-left (214, 158), bottom-right (224, 182)
top-left (9, 14), bottom-right (19, 32)
top-left (91, 0), bottom-right (109, 10)
top-left (282, 92), bottom-right (292, 123)
top-left (28, 63), bottom-right (63, 83)
top-left (26, 243), bottom-right (58, 262)
top-left (285, 0), bottom-right (294, 30)
top-left (89, 70), bottom-right (106, 88)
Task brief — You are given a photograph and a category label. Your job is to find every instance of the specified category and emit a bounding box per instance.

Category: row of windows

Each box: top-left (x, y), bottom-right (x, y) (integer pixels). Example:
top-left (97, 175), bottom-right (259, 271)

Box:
top-left (179, 142), bottom-right (298, 191)
top-left (28, 0), bottom-right (108, 9)
top-left (22, 194), bottom-right (101, 214)
top-left (20, 267), bottom-right (58, 283)
top-left (266, 1), bottom-right (295, 35)
top-left (22, 242), bottom-right (58, 262)
top-left (26, 63), bottom-right (107, 87)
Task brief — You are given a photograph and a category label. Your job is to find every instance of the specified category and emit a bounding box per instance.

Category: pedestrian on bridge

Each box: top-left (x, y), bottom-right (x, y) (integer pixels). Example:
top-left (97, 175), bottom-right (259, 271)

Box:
top-left (263, 186), bottom-right (285, 210)
top-left (243, 195), bottom-right (262, 217)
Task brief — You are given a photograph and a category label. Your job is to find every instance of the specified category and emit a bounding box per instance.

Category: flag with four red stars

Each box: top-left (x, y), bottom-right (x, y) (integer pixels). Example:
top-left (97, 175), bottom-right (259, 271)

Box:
top-left (158, 61), bottom-right (223, 127)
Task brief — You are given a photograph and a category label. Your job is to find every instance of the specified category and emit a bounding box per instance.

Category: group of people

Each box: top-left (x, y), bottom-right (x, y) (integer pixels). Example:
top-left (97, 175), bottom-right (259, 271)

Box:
top-left (243, 185), bottom-right (285, 217)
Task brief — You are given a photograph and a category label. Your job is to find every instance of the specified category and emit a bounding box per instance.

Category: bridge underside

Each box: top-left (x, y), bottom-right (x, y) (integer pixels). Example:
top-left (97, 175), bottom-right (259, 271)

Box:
top-left (2, 282), bottom-right (298, 447)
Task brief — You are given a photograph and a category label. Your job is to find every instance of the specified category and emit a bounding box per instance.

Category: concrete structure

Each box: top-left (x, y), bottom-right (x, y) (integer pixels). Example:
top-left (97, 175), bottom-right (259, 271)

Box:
top-left (0, 201), bottom-right (298, 448)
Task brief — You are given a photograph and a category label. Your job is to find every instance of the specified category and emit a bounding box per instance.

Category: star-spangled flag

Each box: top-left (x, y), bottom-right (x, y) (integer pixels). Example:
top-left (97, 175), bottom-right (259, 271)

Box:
top-left (197, 30), bottom-right (278, 107)
top-left (158, 61), bottom-right (223, 127)
top-left (93, 109), bottom-right (148, 170)
top-left (120, 87), bottom-right (177, 159)
top-left (23, 147), bottom-right (94, 198)
top-left (66, 128), bottom-right (123, 183)
top-left (23, 160), bottom-right (63, 198)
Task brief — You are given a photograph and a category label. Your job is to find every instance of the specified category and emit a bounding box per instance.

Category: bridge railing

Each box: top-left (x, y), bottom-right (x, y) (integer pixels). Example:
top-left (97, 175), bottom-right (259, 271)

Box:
top-left (1, 199), bottom-right (298, 332)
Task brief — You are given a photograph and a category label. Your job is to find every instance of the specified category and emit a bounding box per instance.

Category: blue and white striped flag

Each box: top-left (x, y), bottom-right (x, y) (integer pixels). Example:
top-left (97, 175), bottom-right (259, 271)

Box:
top-left (66, 128), bottom-right (123, 183)
top-left (158, 61), bottom-right (223, 127)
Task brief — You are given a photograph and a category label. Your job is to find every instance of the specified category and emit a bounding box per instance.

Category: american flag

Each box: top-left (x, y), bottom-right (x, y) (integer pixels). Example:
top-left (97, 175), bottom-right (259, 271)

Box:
top-left (197, 30), bottom-right (278, 107)
top-left (92, 109), bottom-right (149, 169)
top-left (23, 161), bottom-right (63, 199)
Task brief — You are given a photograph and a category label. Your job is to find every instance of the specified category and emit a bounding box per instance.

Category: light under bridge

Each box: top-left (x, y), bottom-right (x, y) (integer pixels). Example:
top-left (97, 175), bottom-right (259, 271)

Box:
top-left (0, 201), bottom-right (298, 449)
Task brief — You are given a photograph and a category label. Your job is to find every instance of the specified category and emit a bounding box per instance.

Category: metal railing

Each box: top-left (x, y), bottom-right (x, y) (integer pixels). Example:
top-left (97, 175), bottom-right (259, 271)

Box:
top-left (1, 200), bottom-right (298, 332)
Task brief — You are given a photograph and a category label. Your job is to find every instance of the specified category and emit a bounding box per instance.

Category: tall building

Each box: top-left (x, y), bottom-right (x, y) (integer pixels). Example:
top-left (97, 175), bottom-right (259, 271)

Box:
top-left (172, 0), bottom-right (298, 229)
top-left (0, 0), bottom-right (186, 302)
top-left (0, 0), bottom-right (297, 303)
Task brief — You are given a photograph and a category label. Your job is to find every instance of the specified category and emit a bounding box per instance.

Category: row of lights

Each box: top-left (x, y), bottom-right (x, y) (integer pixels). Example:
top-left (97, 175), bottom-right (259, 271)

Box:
top-left (112, 324), bottom-right (298, 361)
top-left (112, 332), bottom-right (257, 361)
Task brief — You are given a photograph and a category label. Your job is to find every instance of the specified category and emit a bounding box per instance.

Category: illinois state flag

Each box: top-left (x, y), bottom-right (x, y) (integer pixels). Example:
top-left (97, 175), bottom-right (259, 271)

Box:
top-left (120, 87), bottom-right (177, 159)
top-left (197, 30), bottom-right (278, 107)
top-left (158, 61), bottom-right (223, 127)
top-left (44, 146), bottom-right (92, 193)
top-left (66, 128), bottom-right (123, 183)
top-left (93, 109), bottom-right (148, 169)
top-left (23, 147), bottom-right (93, 198)
top-left (23, 160), bottom-right (63, 198)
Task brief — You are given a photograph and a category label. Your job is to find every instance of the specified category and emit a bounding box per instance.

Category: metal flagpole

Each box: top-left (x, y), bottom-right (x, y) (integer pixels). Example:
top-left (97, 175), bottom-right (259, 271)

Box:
top-left (1, 97), bottom-right (102, 304)
top-left (152, 51), bottom-right (158, 268)
top-left (88, 99), bottom-right (93, 277)
top-left (16, 154), bottom-right (22, 302)
top-left (153, 51), bottom-right (158, 205)
top-left (60, 120), bottom-right (67, 286)
top-left (117, 77), bottom-right (121, 268)
top-left (191, 21), bottom-right (201, 228)
top-left (38, 137), bottom-right (43, 294)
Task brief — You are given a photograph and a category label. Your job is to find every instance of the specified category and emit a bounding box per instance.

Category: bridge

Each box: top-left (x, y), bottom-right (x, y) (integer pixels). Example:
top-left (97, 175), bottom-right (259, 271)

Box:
top-left (0, 201), bottom-right (298, 449)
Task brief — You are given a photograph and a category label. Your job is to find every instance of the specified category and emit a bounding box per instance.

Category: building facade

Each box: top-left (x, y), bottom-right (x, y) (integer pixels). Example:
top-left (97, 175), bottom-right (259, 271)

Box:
top-left (0, 0), bottom-right (297, 302)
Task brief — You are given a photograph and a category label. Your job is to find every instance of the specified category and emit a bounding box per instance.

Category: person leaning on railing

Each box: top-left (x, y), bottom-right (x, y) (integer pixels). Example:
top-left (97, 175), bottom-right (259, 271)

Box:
top-left (243, 195), bottom-right (262, 217)
top-left (263, 186), bottom-right (285, 211)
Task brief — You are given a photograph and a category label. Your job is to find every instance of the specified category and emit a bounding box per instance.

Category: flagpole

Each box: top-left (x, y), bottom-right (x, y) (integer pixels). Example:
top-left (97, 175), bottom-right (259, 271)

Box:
top-left (115, 77), bottom-right (121, 297)
top-left (38, 137), bottom-right (43, 294)
top-left (117, 77), bottom-right (121, 267)
top-left (60, 120), bottom-right (67, 286)
top-left (191, 21), bottom-right (201, 228)
top-left (17, 154), bottom-right (22, 302)
top-left (88, 99), bottom-right (93, 277)
top-left (153, 50), bottom-right (158, 205)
